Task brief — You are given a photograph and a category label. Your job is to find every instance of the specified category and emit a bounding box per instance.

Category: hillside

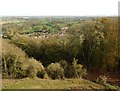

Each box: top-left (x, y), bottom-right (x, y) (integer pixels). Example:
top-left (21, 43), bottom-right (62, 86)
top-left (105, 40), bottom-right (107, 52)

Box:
top-left (1, 16), bottom-right (120, 90)
top-left (2, 78), bottom-right (104, 89)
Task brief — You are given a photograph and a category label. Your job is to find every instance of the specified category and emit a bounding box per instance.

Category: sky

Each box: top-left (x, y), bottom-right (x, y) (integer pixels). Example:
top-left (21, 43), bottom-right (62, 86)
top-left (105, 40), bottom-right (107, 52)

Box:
top-left (0, 0), bottom-right (119, 16)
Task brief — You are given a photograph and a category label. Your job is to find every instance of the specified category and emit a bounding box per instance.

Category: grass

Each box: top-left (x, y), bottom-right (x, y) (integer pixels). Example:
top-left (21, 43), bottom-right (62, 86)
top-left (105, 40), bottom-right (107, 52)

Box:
top-left (104, 83), bottom-right (120, 90)
top-left (2, 78), bottom-right (105, 89)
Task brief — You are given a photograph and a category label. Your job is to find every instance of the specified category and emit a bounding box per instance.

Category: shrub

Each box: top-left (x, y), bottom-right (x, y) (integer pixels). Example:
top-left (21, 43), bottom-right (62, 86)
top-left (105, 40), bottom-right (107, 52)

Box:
top-left (65, 58), bottom-right (87, 78)
top-left (46, 63), bottom-right (64, 79)
top-left (2, 39), bottom-right (28, 78)
top-left (72, 58), bottom-right (87, 78)
top-left (37, 70), bottom-right (47, 78)
top-left (25, 58), bottom-right (45, 78)
top-left (59, 60), bottom-right (68, 69)
top-left (96, 75), bottom-right (107, 85)
top-left (14, 61), bottom-right (28, 78)
top-left (26, 65), bottom-right (36, 78)
top-left (2, 39), bottom-right (45, 79)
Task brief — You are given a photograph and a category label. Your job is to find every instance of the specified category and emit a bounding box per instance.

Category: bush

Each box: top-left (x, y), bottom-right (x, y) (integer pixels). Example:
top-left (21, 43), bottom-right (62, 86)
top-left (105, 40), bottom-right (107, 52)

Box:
top-left (2, 39), bottom-right (28, 78)
top-left (46, 63), bottom-right (64, 79)
top-left (96, 75), bottom-right (107, 85)
top-left (37, 70), bottom-right (47, 78)
top-left (2, 39), bottom-right (45, 79)
top-left (25, 58), bottom-right (45, 78)
top-left (14, 61), bottom-right (28, 78)
top-left (26, 65), bottom-right (36, 78)
top-left (59, 60), bottom-right (68, 69)
top-left (65, 58), bottom-right (87, 78)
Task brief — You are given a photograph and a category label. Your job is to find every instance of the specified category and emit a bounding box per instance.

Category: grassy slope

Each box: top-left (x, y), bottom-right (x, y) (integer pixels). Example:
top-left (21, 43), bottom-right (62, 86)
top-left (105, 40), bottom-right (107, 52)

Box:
top-left (2, 78), bottom-right (104, 89)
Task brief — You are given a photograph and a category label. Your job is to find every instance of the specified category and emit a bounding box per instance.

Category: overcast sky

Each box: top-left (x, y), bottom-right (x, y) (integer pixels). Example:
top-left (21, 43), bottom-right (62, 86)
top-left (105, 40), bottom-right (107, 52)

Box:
top-left (0, 0), bottom-right (119, 16)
